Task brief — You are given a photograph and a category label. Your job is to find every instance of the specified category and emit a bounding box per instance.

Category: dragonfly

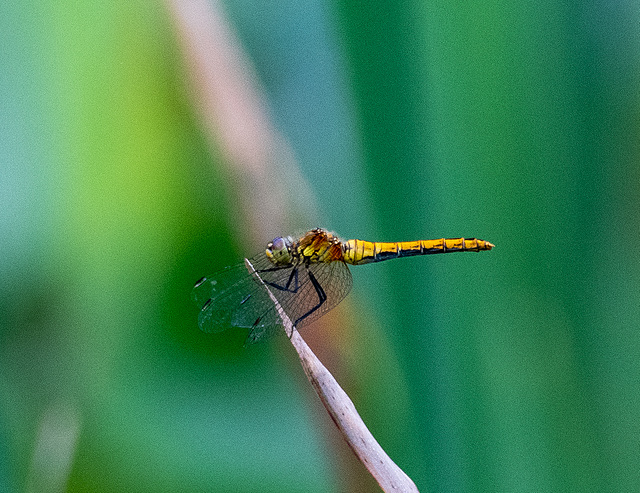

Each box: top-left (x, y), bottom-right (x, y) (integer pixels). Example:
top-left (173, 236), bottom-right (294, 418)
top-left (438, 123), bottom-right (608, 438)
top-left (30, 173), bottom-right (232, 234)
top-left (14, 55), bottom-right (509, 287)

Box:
top-left (192, 228), bottom-right (494, 344)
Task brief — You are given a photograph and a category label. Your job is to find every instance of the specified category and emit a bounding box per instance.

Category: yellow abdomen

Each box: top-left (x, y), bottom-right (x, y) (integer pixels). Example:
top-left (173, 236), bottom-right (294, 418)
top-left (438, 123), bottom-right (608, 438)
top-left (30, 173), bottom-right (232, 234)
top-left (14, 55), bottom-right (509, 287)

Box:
top-left (342, 237), bottom-right (494, 265)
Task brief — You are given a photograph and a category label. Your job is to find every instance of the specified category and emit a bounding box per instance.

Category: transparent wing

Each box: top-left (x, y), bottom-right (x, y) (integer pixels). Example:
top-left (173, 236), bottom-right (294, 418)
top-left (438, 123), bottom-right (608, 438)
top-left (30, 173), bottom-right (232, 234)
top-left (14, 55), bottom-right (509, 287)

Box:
top-left (270, 261), bottom-right (352, 327)
top-left (191, 252), bottom-right (285, 337)
top-left (192, 252), bottom-right (353, 344)
top-left (244, 258), bottom-right (353, 343)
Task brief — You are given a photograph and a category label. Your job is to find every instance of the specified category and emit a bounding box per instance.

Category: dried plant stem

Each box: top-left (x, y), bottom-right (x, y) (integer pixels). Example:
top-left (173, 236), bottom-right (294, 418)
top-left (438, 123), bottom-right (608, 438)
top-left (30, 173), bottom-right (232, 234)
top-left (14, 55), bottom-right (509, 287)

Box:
top-left (245, 259), bottom-right (419, 492)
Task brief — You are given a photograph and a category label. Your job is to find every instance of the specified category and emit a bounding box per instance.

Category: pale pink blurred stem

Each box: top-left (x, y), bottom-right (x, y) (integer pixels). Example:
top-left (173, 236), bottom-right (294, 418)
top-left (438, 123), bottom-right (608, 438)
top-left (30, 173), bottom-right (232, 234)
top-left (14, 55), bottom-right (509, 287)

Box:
top-left (166, 0), bottom-right (316, 242)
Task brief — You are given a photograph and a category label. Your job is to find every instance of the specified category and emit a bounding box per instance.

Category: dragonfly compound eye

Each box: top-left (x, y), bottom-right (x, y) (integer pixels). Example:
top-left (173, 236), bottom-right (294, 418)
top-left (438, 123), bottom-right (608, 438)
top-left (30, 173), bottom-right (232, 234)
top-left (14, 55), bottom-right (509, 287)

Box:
top-left (265, 236), bottom-right (293, 265)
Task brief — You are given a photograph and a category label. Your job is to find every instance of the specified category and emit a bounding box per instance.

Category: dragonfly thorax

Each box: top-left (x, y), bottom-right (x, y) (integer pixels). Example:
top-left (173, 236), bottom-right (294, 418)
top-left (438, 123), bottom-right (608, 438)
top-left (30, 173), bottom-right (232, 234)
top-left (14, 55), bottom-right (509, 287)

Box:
top-left (295, 228), bottom-right (344, 264)
top-left (266, 229), bottom-right (345, 267)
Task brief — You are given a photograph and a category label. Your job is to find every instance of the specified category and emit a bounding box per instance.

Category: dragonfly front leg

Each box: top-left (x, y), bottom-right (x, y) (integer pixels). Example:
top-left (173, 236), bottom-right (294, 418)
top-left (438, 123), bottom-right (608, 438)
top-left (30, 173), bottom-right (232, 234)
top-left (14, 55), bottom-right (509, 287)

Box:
top-left (261, 266), bottom-right (301, 293)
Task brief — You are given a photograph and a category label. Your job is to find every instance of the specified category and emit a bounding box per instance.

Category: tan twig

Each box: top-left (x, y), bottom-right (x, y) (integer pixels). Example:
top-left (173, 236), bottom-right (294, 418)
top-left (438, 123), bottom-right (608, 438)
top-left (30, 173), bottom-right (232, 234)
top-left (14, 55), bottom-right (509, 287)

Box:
top-left (245, 259), bottom-right (419, 493)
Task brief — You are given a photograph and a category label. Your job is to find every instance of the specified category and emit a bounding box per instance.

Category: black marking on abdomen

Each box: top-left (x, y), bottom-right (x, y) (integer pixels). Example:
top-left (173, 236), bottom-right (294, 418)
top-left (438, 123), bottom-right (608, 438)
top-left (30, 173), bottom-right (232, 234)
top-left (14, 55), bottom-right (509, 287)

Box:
top-left (397, 246), bottom-right (421, 258)
top-left (374, 250), bottom-right (399, 262)
top-left (422, 242), bottom-right (446, 254)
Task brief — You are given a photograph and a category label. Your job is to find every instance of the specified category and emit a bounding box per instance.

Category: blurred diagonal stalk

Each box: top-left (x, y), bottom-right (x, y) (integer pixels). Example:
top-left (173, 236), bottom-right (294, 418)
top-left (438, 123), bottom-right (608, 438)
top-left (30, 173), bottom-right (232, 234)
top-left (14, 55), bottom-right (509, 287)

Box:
top-left (166, 0), bottom-right (317, 243)
top-left (25, 401), bottom-right (80, 493)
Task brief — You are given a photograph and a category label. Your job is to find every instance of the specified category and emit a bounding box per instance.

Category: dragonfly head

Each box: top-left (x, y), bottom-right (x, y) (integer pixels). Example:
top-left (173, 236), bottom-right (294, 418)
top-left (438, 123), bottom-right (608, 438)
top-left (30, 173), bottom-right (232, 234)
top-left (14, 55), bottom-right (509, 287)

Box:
top-left (266, 236), bottom-right (294, 265)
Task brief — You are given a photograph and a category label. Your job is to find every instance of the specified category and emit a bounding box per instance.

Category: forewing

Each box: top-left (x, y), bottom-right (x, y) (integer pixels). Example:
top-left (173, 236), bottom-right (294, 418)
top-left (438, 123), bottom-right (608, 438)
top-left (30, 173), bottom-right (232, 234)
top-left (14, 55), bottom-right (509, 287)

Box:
top-left (192, 254), bottom-right (353, 344)
top-left (192, 252), bottom-right (288, 335)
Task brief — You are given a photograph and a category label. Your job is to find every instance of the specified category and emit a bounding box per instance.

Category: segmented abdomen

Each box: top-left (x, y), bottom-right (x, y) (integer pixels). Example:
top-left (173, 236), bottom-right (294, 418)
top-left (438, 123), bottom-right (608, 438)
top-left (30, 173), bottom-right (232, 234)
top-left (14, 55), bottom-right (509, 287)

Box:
top-left (342, 238), bottom-right (494, 265)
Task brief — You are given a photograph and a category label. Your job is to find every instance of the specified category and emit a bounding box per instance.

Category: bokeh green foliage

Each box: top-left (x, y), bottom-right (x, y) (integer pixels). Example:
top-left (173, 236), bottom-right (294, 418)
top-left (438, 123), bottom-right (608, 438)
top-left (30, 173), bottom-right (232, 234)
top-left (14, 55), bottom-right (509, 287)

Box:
top-left (2, 1), bottom-right (640, 492)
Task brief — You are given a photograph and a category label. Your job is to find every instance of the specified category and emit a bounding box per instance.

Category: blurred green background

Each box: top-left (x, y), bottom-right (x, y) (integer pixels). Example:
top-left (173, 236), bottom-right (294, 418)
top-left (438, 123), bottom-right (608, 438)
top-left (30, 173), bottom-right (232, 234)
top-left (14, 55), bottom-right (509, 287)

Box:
top-left (2, 1), bottom-right (639, 492)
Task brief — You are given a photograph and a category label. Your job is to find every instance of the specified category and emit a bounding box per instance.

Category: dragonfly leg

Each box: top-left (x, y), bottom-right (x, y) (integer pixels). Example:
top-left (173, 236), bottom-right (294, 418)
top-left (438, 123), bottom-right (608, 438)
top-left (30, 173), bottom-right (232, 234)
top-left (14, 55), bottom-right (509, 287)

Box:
top-left (293, 268), bottom-right (327, 327)
top-left (261, 266), bottom-right (302, 293)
